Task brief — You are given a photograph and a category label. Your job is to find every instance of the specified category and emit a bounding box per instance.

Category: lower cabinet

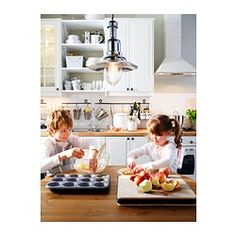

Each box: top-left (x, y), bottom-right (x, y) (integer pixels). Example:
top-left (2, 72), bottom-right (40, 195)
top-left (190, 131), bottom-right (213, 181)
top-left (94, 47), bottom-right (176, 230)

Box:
top-left (105, 136), bottom-right (148, 165)
top-left (105, 137), bottom-right (127, 165)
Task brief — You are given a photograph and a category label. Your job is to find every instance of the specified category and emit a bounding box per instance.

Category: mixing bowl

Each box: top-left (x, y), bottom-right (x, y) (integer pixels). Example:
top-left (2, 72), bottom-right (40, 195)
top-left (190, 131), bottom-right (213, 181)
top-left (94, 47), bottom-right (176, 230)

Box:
top-left (73, 150), bottom-right (110, 174)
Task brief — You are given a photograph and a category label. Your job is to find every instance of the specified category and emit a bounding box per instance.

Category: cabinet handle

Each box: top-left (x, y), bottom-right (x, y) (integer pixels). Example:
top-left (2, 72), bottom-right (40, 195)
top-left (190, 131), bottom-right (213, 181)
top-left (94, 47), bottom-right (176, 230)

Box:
top-left (127, 88), bottom-right (129, 91)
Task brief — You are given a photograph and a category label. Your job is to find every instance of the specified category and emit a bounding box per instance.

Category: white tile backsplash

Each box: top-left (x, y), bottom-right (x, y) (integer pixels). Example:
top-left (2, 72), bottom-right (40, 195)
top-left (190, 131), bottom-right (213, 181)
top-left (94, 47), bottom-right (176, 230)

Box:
top-left (42, 92), bottom-right (196, 119)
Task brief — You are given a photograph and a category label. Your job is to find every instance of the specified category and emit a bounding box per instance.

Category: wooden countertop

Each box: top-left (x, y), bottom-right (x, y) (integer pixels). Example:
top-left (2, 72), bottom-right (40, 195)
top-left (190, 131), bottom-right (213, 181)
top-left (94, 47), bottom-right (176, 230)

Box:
top-left (41, 166), bottom-right (196, 222)
top-left (41, 129), bottom-right (196, 137)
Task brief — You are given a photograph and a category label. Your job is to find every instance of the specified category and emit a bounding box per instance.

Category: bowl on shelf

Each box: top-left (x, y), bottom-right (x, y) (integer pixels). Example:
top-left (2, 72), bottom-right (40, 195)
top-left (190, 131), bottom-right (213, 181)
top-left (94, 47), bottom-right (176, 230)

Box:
top-left (73, 150), bottom-right (110, 174)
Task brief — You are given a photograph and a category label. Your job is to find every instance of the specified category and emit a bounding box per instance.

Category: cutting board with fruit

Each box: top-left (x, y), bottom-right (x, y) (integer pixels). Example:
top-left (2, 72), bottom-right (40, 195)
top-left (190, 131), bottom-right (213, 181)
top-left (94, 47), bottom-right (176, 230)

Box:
top-left (116, 168), bottom-right (196, 206)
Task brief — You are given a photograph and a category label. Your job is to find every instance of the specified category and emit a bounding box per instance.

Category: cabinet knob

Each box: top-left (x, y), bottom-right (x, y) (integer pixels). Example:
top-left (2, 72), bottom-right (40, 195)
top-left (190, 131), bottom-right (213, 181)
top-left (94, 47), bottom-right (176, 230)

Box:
top-left (127, 88), bottom-right (129, 91)
top-left (132, 137), bottom-right (134, 140)
top-left (56, 88), bottom-right (59, 91)
top-left (131, 88), bottom-right (133, 91)
top-left (127, 137), bottom-right (130, 140)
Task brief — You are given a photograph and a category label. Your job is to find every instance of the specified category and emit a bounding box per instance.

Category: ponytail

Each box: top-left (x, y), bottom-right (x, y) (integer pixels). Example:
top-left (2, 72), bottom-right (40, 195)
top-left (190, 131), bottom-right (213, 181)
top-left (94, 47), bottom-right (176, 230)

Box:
top-left (170, 119), bottom-right (182, 148)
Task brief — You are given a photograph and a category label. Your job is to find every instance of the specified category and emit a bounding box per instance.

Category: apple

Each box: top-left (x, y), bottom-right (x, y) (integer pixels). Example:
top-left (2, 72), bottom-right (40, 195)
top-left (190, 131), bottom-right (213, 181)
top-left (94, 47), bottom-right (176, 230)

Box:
top-left (134, 175), bottom-right (145, 186)
top-left (156, 171), bottom-right (166, 183)
top-left (151, 176), bottom-right (161, 188)
top-left (159, 167), bottom-right (171, 177)
top-left (138, 179), bottom-right (152, 192)
top-left (161, 179), bottom-right (177, 192)
top-left (139, 170), bottom-right (151, 180)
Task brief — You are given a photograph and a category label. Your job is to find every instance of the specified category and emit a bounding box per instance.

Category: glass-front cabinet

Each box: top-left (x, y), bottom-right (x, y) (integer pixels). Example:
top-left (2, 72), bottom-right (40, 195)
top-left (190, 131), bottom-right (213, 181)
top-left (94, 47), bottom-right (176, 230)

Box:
top-left (41, 19), bottom-right (61, 96)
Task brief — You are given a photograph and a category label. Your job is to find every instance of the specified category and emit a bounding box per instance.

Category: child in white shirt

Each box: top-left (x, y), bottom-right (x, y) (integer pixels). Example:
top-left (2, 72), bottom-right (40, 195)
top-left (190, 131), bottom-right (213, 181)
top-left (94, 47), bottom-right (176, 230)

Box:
top-left (41, 109), bottom-right (98, 177)
top-left (127, 115), bottom-right (182, 173)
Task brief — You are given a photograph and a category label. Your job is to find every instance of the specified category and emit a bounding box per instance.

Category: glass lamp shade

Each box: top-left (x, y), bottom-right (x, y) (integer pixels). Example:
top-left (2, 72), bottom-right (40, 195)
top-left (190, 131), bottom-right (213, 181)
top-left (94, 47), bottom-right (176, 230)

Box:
top-left (88, 57), bottom-right (137, 86)
top-left (104, 62), bottom-right (123, 86)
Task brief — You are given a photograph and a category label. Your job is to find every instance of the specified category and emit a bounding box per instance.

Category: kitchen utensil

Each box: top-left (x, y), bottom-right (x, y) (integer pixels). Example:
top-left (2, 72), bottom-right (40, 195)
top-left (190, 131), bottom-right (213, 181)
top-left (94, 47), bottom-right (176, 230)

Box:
top-left (73, 106), bottom-right (81, 120)
top-left (172, 111), bottom-right (185, 127)
top-left (117, 175), bottom-right (196, 206)
top-left (46, 173), bottom-right (110, 194)
top-left (113, 113), bottom-right (129, 130)
top-left (96, 143), bottom-right (106, 159)
top-left (84, 104), bottom-right (92, 120)
top-left (96, 107), bottom-right (108, 120)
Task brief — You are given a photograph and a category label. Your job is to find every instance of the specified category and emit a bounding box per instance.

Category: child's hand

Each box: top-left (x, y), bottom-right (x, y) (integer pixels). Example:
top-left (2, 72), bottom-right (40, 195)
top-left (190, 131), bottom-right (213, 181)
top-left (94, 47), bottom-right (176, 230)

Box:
top-left (128, 161), bottom-right (136, 171)
top-left (132, 165), bottom-right (144, 174)
top-left (89, 158), bottom-right (98, 173)
top-left (127, 157), bottom-right (136, 170)
top-left (64, 147), bottom-right (84, 159)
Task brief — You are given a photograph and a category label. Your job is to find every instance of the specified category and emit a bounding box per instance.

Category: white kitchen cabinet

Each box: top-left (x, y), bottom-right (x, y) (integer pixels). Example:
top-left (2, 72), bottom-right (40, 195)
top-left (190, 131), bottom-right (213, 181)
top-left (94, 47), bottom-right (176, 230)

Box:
top-left (82, 136), bottom-right (106, 147)
top-left (60, 20), bottom-right (105, 93)
top-left (127, 136), bottom-right (150, 165)
top-left (104, 18), bottom-right (154, 96)
top-left (105, 136), bottom-right (149, 165)
top-left (105, 137), bottom-right (127, 165)
top-left (41, 19), bottom-right (61, 96)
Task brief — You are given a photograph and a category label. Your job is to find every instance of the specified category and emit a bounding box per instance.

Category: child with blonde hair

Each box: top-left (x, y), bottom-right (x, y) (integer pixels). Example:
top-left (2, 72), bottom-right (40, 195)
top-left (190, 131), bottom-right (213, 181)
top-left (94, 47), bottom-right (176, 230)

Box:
top-left (127, 115), bottom-right (182, 173)
top-left (41, 109), bottom-right (98, 178)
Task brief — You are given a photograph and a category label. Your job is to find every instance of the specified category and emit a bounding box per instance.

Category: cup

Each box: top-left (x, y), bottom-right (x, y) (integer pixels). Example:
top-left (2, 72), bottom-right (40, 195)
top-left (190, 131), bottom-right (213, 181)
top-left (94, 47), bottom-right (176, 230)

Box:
top-left (68, 35), bottom-right (80, 41)
top-left (71, 80), bottom-right (81, 90)
top-left (64, 80), bottom-right (72, 90)
top-left (91, 34), bottom-right (103, 44)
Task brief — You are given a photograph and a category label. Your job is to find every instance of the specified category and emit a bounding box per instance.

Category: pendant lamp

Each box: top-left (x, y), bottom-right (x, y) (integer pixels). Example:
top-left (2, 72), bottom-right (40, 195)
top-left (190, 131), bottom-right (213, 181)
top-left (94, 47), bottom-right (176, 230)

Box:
top-left (88, 14), bottom-right (138, 86)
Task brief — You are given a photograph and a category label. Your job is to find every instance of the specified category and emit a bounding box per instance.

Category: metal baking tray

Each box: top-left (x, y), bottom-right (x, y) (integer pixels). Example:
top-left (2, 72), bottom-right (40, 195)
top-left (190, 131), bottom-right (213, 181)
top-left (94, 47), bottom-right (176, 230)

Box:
top-left (46, 174), bottom-right (110, 194)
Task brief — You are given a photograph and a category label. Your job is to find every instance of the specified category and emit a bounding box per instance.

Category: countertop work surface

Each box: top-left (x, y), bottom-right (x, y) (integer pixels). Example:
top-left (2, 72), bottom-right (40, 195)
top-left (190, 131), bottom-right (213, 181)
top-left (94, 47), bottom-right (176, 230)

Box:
top-left (41, 166), bottom-right (196, 222)
top-left (41, 129), bottom-right (196, 137)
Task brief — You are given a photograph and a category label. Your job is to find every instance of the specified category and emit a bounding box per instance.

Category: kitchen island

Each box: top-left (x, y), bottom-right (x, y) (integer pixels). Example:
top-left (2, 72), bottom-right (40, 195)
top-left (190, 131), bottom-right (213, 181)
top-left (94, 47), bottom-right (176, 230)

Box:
top-left (41, 166), bottom-right (196, 222)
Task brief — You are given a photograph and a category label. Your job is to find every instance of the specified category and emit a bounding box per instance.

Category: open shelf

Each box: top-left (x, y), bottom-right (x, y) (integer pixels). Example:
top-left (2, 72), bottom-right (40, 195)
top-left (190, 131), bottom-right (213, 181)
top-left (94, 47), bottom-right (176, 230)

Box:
top-left (61, 67), bottom-right (102, 73)
top-left (62, 43), bottom-right (105, 51)
top-left (61, 20), bottom-right (104, 30)
top-left (61, 90), bottom-right (105, 93)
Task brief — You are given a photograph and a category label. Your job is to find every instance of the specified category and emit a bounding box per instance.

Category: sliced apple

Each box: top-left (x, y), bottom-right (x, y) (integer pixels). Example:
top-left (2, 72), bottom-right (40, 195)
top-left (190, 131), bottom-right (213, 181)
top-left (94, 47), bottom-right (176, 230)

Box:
top-left (161, 179), bottom-right (176, 192)
top-left (138, 179), bottom-right (152, 192)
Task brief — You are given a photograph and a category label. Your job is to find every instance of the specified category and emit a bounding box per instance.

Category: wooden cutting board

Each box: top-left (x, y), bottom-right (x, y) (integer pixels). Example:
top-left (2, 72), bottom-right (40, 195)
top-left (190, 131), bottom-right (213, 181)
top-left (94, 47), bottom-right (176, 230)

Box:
top-left (117, 175), bottom-right (196, 206)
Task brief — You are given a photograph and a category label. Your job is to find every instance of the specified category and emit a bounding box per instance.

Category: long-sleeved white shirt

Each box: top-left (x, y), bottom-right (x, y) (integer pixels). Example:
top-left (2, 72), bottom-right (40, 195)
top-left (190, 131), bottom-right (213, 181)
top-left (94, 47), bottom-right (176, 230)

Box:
top-left (127, 140), bottom-right (179, 173)
top-left (41, 134), bottom-right (98, 173)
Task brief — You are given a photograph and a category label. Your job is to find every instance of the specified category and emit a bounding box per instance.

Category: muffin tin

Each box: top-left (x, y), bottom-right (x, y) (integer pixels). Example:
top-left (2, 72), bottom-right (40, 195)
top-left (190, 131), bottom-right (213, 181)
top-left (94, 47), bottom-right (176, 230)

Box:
top-left (46, 174), bottom-right (110, 194)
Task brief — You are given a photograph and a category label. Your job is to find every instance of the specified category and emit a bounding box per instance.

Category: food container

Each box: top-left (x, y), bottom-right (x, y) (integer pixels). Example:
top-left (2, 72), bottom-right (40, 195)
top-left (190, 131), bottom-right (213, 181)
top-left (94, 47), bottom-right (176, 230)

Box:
top-left (46, 173), bottom-right (110, 194)
top-left (66, 56), bottom-right (84, 68)
top-left (113, 113), bottom-right (129, 130)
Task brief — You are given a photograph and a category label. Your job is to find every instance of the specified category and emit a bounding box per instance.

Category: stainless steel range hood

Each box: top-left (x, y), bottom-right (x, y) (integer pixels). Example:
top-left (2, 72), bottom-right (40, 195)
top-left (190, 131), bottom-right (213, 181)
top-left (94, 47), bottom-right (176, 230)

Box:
top-left (155, 14), bottom-right (196, 77)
